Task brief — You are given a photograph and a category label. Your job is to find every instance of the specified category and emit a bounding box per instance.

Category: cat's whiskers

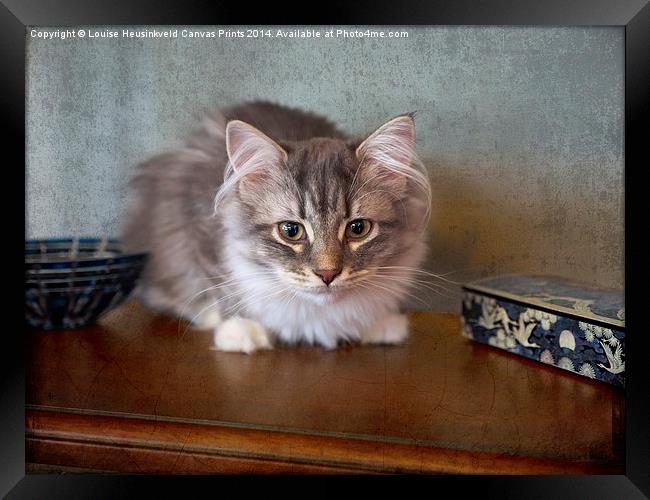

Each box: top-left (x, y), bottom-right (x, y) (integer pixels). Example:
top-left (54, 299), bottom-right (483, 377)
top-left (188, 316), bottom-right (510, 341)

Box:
top-left (224, 284), bottom-right (284, 317)
top-left (356, 269), bottom-right (456, 305)
top-left (194, 269), bottom-right (283, 283)
top-left (287, 275), bottom-right (312, 285)
top-left (376, 278), bottom-right (459, 302)
top-left (177, 274), bottom-right (286, 336)
top-left (371, 278), bottom-right (460, 304)
top-left (179, 270), bottom-right (277, 330)
top-left (355, 277), bottom-right (406, 300)
top-left (283, 288), bottom-right (300, 309)
top-left (372, 272), bottom-right (452, 289)
top-left (347, 269), bottom-right (449, 290)
top-left (181, 296), bottom-right (229, 338)
top-left (274, 286), bottom-right (298, 310)
top-left (372, 272), bottom-right (460, 298)
top-left (225, 282), bottom-right (294, 318)
top-left (273, 286), bottom-right (297, 313)
top-left (218, 276), bottom-right (286, 310)
top-left (374, 266), bottom-right (462, 285)
top-left (180, 280), bottom-right (286, 337)
top-left (376, 281), bottom-right (432, 306)
top-left (354, 280), bottom-right (429, 307)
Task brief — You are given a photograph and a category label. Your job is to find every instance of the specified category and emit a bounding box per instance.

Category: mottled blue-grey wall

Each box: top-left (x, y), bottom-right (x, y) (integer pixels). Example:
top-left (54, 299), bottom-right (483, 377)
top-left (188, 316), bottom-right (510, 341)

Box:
top-left (26, 26), bottom-right (624, 311)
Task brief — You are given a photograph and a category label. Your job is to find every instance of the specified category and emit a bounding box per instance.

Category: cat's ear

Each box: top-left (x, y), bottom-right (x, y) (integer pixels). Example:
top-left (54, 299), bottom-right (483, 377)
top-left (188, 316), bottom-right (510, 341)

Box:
top-left (355, 114), bottom-right (416, 191)
top-left (225, 120), bottom-right (287, 173)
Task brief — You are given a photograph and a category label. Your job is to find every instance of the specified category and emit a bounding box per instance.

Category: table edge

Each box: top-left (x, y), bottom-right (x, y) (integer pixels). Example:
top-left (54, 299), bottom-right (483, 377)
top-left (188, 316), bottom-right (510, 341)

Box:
top-left (26, 408), bottom-right (624, 475)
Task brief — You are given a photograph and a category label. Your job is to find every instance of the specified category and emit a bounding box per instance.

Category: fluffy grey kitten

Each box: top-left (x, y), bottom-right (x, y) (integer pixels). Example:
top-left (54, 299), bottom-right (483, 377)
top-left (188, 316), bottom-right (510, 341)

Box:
top-left (122, 101), bottom-right (431, 353)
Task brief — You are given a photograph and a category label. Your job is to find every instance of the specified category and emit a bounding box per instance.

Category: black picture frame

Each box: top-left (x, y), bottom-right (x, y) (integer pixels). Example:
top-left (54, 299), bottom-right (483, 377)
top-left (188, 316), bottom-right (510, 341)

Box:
top-left (3, 0), bottom-right (649, 497)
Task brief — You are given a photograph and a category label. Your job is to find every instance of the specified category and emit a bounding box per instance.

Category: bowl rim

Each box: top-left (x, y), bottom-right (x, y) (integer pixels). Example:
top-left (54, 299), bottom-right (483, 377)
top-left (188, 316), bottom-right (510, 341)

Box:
top-left (25, 260), bottom-right (146, 275)
top-left (25, 252), bottom-right (149, 266)
top-left (26, 272), bottom-right (142, 285)
top-left (25, 237), bottom-right (148, 265)
top-left (25, 281), bottom-right (138, 294)
top-left (26, 237), bottom-right (121, 244)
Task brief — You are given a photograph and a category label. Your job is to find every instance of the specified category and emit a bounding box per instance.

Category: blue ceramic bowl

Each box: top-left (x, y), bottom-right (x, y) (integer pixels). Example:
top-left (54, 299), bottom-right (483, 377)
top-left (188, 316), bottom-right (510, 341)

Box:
top-left (25, 238), bottom-right (148, 330)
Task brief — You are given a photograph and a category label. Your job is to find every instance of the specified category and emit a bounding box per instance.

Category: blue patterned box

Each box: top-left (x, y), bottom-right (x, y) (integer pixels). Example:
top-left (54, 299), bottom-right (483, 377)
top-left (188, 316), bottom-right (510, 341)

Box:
top-left (460, 274), bottom-right (625, 388)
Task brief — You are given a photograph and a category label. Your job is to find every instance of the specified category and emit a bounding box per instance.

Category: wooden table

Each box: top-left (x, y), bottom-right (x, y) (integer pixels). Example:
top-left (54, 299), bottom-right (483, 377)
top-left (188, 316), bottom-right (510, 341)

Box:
top-left (26, 301), bottom-right (625, 474)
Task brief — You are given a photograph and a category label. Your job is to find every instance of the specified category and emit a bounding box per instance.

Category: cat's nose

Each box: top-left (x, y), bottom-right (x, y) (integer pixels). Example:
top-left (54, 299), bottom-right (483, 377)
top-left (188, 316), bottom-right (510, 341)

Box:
top-left (313, 268), bottom-right (342, 286)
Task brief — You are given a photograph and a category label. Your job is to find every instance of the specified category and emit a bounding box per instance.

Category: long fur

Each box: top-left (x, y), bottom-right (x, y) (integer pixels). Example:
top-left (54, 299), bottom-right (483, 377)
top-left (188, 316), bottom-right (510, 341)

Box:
top-left (122, 101), bottom-right (431, 350)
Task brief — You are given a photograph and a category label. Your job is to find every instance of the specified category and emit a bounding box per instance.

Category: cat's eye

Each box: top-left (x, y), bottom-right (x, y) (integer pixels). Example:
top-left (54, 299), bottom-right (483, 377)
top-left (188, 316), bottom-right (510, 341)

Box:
top-left (278, 221), bottom-right (306, 242)
top-left (346, 219), bottom-right (372, 239)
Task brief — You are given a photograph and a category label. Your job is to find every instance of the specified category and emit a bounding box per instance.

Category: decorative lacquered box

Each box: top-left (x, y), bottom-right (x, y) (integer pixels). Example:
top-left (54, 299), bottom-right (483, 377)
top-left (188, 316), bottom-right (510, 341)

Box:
top-left (460, 274), bottom-right (625, 388)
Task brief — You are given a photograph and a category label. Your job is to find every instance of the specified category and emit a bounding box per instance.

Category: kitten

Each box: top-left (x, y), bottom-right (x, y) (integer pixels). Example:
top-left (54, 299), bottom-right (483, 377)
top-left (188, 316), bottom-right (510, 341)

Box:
top-left (122, 101), bottom-right (431, 353)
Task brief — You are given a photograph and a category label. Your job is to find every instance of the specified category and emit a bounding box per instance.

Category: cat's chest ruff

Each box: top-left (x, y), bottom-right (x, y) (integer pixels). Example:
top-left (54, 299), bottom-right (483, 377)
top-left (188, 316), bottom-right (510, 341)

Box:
top-left (220, 241), bottom-right (400, 346)
top-left (244, 286), bottom-right (399, 347)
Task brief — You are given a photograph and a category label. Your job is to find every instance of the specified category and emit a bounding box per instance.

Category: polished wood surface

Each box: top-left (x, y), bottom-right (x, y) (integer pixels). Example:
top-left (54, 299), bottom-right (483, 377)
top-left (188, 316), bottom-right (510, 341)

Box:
top-left (26, 300), bottom-right (624, 474)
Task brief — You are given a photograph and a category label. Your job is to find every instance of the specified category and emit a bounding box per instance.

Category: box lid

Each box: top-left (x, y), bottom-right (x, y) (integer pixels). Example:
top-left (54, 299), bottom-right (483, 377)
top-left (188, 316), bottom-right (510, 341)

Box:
top-left (464, 274), bottom-right (624, 329)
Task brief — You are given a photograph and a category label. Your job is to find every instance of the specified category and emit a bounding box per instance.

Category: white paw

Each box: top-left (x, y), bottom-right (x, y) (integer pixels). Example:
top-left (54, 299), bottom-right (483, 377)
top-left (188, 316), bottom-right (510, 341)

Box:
top-left (361, 314), bottom-right (409, 345)
top-left (191, 309), bottom-right (222, 330)
top-left (212, 317), bottom-right (273, 354)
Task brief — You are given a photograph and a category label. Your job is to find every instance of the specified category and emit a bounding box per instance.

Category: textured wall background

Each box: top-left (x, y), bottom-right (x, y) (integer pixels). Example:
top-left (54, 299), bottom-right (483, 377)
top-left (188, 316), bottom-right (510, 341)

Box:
top-left (26, 26), bottom-right (624, 312)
